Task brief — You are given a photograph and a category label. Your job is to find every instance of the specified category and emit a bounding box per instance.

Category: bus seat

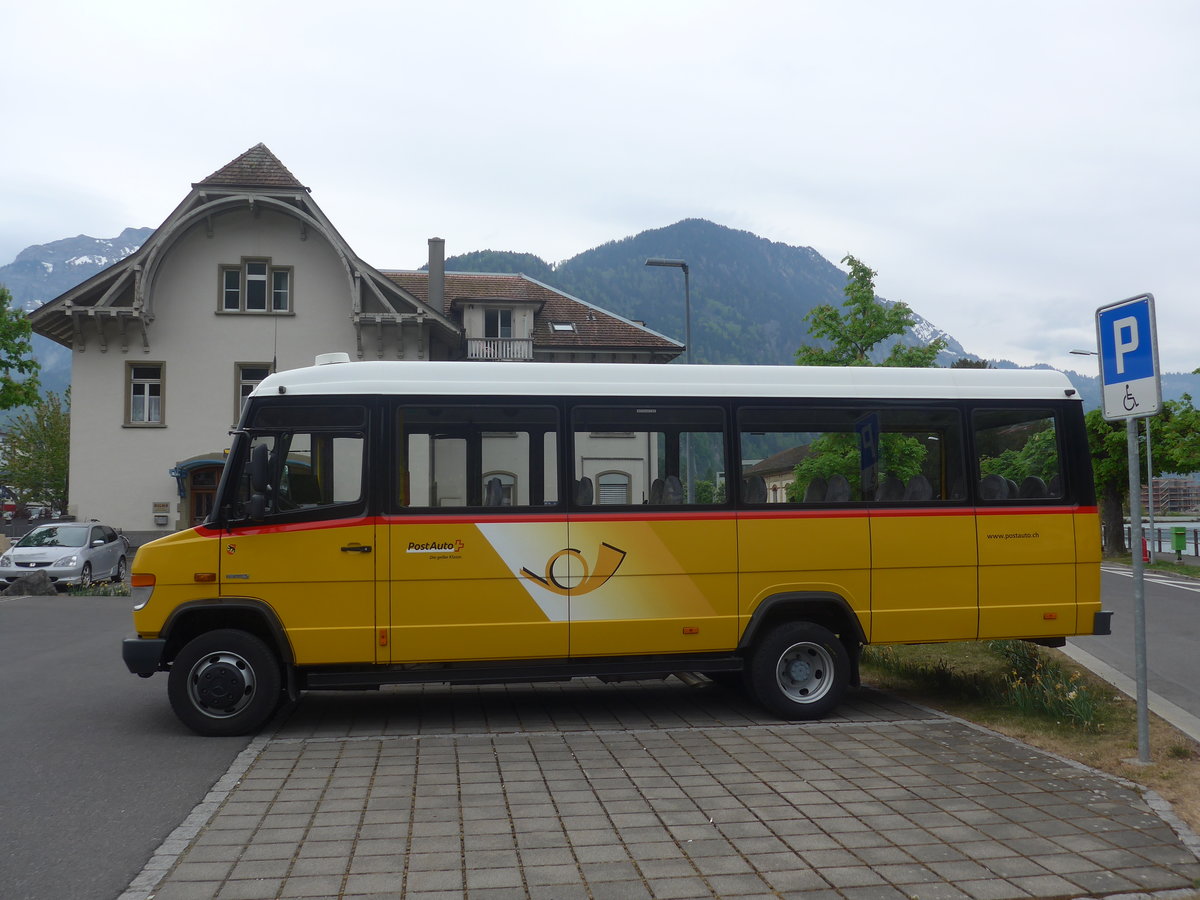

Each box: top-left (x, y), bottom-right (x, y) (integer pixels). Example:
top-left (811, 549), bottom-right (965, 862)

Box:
top-left (484, 477), bottom-right (504, 506)
top-left (979, 474), bottom-right (1008, 500)
top-left (649, 478), bottom-right (664, 504)
top-left (803, 477), bottom-right (827, 503)
top-left (1047, 474), bottom-right (1062, 497)
top-left (1019, 476), bottom-right (1047, 499)
top-left (287, 473), bottom-right (322, 505)
top-left (742, 475), bottom-right (767, 503)
top-left (574, 477), bottom-right (593, 506)
top-left (1006, 478), bottom-right (1020, 498)
top-left (663, 475), bottom-right (683, 504)
top-left (826, 474), bottom-right (851, 502)
top-left (877, 476), bottom-right (905, 501)
top-left (904, 475), bottom-right (933, 501)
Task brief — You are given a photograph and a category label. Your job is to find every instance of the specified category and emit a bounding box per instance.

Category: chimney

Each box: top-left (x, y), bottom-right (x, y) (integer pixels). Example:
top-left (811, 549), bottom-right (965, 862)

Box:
top-left (428, 237), bottom-right (445, 310)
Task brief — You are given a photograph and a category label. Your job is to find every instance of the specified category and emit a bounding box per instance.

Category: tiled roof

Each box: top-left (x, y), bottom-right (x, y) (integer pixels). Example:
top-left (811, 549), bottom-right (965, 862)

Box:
top-left (744, 444), bottom-right (811, 477)
top-left (382, 271), bottom-right (681, 351)
top-left (193, 143), bottom-right (308, 190)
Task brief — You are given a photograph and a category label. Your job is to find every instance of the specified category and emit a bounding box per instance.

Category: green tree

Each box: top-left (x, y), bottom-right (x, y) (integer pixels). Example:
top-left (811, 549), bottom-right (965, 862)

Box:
top-left (1085, 395), bottom-right (1200, 555)
top-left (3, 389), bottom-right (70, 513)
top-left (786, 432), bottom-right (926, 501)
top-left (951, 358), bottom-right (992, 369)
top-left (795, 255), bottom-right (945, 367)
top-left (1157, 393), bottom-right (1200, 475)
top-left (0, 285), bottom-right (40, 409)
top-left (1086, 409), bottom-right (1136, 555)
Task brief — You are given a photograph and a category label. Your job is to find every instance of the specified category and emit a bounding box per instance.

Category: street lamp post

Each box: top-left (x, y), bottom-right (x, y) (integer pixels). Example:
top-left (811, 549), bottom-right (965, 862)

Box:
top-left (644, 258), bottom-right (691, 364)
top-left (646, 258), bottom-right (693, 501)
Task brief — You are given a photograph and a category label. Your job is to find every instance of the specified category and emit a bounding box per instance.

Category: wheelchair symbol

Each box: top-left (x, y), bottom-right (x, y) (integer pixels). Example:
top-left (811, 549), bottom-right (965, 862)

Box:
top-left (1123, 385), bottom-right (1138, 411)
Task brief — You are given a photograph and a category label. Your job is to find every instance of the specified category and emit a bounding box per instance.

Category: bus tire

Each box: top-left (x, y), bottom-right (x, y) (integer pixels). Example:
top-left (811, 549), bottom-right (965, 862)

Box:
top-left (747, 621), bottom-right (849, 720)
top-left (168, 629), bottom-right (282, 736)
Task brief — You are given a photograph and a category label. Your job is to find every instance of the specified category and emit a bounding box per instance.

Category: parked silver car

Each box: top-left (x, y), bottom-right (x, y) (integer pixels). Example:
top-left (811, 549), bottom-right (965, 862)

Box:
top-left (0, 522), bottom-right (130, 588)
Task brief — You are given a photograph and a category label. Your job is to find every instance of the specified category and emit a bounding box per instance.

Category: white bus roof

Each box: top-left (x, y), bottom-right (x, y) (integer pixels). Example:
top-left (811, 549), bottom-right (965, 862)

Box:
top-left (252, 358), bottom-right (1080, 403)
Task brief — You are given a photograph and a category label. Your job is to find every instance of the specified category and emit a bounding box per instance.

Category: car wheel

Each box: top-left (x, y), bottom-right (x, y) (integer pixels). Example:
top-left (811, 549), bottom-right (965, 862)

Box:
top-left (168, 629), bottom-right (283, 736)
top-left (114, 556), bottom-right (127, 583)
top-left (746, 621), bottom-right (850, 720)
top-left (79, 562), bottom-right (92, 588)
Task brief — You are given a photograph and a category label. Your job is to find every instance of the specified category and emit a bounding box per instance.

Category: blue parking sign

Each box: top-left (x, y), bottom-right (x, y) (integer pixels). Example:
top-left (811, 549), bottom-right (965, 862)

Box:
top-left (1096, 293), bottom-right (1160, 420)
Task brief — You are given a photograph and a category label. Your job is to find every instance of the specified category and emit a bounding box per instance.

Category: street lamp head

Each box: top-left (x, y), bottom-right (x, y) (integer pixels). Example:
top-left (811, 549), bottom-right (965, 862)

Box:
top-left (1069, 349), bottom-right (1099, 356)
top-left (645, 258), bottom-right (688, 273)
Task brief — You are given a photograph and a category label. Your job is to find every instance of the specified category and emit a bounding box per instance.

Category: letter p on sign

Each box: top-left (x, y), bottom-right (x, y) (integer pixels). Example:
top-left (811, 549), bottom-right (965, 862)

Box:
top-left (1113, 316), bottom-right (1139, 375)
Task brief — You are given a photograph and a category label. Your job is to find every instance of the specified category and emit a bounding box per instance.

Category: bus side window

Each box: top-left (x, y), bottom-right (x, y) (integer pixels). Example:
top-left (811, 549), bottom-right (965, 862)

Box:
top-left (396, 405), bottom-right (559, 510)
top-left (739, 407), bottom-right (857, 505)
top-left (738, 406), bottom-right (965, 504)
top-left (234, 403), bottom-right (368, 521)
top-left (972, 409), bottom-right (1063, 503)
top-left (571, 405), bottom-right (727, 506)
top-left (266, 433), bottom-right (365, 513)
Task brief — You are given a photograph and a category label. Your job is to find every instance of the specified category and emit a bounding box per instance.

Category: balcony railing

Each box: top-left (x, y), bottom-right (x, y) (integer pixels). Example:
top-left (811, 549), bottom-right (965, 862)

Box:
top-left (467, 337), bottom-right (533, 361)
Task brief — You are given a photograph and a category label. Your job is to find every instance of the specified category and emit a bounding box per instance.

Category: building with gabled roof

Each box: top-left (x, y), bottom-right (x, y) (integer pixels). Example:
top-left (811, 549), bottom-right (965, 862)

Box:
top-left (29, 144), bottom-right (681, 537)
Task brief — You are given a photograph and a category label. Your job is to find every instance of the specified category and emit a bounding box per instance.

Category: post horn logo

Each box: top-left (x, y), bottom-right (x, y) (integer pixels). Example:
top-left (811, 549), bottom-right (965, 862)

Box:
top-left (521, 542), bottom-right (626, 596)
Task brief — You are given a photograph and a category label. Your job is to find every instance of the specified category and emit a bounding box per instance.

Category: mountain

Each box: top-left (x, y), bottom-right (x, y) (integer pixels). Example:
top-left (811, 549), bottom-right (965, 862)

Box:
top-left (2, 227), bottom-right (152, 309)
top-left (7, 220), bottom-right (1197, 411)
top-left (0, 228), bottom-right (153, 396)
top-left (447, 218), bottom-right (969, 366)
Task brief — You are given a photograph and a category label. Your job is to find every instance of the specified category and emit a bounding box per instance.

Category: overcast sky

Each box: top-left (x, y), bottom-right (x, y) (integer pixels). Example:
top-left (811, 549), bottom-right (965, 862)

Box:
top-left (3, 0), bottom-right (1197, 373)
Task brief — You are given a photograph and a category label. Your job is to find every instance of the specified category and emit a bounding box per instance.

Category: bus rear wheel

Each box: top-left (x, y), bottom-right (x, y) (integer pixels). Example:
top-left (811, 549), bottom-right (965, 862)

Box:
top-left (168, 629), bottom-right (282, 736)
top-left (747, 622), bottom-right (849, 720)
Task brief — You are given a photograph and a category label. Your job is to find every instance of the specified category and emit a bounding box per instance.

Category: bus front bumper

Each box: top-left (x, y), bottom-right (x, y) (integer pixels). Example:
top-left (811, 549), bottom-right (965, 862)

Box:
top-left (123, 637), bottom-right (167, 676)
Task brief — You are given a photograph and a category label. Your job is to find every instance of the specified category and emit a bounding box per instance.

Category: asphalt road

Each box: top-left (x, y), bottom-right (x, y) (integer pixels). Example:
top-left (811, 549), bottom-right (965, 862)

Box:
top-left (0, 594), bottom-right (249, 900)
top-left (1071, 565), bottom-right (1200, 721)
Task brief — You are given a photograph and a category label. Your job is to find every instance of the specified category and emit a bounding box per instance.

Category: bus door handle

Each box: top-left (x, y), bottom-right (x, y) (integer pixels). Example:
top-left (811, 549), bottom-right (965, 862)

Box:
top-left (341, 544), bottom-right (372, 553)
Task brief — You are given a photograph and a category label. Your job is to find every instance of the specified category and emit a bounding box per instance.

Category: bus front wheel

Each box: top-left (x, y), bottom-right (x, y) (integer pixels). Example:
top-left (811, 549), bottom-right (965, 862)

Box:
top-left (747, 622), bottom-right (849, 720)
top-left (168, 629), bottom-right (282, 736)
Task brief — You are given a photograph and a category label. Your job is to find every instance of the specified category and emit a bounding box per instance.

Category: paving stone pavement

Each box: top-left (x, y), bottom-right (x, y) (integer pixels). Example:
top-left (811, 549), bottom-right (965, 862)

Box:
top-left (122, 679), bottom-right (1200, 900)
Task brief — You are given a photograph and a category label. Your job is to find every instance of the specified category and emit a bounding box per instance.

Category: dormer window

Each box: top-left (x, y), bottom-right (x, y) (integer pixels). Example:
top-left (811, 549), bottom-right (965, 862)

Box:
top-left (220, 258), bottom-right (292, 313)
top-left (485, 308), bottom-right (512, 339)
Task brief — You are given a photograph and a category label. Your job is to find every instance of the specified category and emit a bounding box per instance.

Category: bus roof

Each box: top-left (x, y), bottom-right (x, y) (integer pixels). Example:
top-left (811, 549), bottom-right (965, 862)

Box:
top-left (252, 358), bottom-right (1081, 403)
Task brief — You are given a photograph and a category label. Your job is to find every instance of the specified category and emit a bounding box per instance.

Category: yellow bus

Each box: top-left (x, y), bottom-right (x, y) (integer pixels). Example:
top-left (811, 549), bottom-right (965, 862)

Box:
top-left (123, 355), bottom-right (1108, 735)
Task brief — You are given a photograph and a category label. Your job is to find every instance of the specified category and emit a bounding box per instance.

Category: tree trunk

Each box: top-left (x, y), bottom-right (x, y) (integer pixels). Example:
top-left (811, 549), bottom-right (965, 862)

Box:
top-left (1100, 482), bottom-right (1126, 555)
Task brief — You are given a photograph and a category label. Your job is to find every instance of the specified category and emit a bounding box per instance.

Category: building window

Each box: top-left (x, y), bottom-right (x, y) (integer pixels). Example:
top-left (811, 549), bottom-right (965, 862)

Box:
top-left (237, 363), bottom-right (272, 419)
top-left (220, 259), bottom-right (292, 313)
top-left (597, 471), bottom-right (632, 505)
top-left (127, 363), bottom-right (164, 426)
top-left (485, 308), bottom-right (513, 339)
top-left (550, 321), bottom-right (576, 332)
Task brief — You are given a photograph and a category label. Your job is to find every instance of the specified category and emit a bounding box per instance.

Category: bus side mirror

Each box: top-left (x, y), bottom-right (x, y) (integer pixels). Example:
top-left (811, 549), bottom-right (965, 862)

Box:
top-left (247, 443), bottom-right (270, 521)
top-left (250, 443), bottom-right (270, 493)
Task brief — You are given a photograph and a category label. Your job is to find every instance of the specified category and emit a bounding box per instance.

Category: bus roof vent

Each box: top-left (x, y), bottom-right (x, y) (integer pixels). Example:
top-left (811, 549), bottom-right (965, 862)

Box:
top-left (315, 352), bottom-right (351, 366)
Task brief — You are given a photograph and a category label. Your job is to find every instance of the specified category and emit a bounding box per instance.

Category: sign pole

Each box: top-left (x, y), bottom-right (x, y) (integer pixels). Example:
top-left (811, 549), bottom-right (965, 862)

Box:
top-left (1096, 292), bottom-right (1160, 765)
top-left (1126, 418), bottom-right (1151, 763)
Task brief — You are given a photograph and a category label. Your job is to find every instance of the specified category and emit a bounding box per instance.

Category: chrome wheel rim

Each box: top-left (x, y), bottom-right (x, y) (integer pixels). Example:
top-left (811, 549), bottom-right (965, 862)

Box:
top-left (186, 651), bottom-right (257, 719)
top-left (774, 641), bottom-right (835, 704)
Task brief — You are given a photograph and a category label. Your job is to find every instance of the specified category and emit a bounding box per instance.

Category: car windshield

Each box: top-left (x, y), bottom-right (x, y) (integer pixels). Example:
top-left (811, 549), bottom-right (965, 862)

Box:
top-left (16, 525), bottom-right (89, 549)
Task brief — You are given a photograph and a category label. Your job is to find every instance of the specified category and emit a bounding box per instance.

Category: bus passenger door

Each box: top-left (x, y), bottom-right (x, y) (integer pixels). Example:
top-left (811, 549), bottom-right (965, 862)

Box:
top-left (973, 409), bottom-right (1079, 640)
top-left (867, 410), bottom-right (977, 643)
top-left (567, 407), bottom-right (738, 657)
top-left (386, 405), bottom-right (569, 663)
top-left (567, 514), bottom-right (738, 657)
